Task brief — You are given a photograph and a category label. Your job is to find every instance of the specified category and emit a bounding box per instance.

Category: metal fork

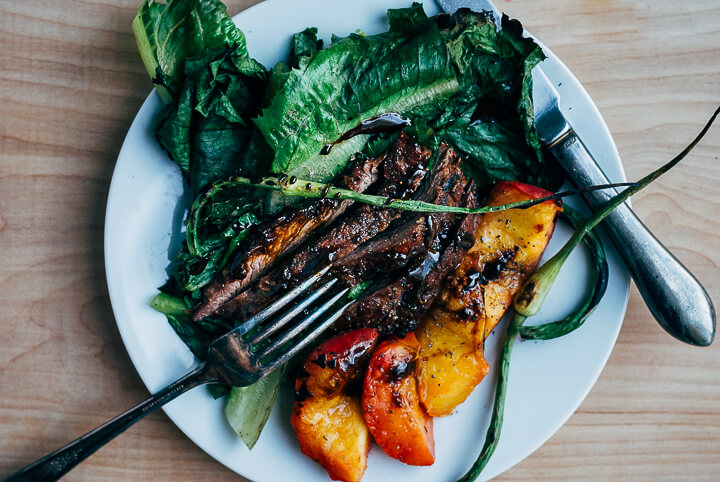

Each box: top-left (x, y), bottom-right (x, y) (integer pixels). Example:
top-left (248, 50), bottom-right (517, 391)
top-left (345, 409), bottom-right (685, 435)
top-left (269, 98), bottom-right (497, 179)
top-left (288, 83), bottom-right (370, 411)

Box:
top-left (6, 266), bottom-right (352, 482)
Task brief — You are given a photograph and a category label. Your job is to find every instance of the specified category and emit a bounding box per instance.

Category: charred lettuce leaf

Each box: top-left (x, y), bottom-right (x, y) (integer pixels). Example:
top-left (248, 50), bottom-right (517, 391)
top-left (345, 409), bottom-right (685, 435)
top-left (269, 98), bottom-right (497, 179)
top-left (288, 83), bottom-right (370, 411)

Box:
top-left (387, 2), bottom-right (431, 34)
top-left (429, 12), bottom-right (560, 187)
top-left (133, 0), bottom-right (248, 97)
top-left (154, 46), bottom-right (269, 194)
top-left (254, 4), bottom-right (560, 190)
top-left (134, 0), bottom-right (270, 195)
top-left (289, 27), bottom-right (324, 68)
top-left (254, 5), bottom-right (460, 181)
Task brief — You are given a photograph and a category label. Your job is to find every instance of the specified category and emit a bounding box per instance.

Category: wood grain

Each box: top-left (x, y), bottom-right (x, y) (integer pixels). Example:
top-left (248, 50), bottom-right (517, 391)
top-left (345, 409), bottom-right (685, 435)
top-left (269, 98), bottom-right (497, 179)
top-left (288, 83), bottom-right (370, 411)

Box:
top-left (0, 0), bottom-right (718, 480)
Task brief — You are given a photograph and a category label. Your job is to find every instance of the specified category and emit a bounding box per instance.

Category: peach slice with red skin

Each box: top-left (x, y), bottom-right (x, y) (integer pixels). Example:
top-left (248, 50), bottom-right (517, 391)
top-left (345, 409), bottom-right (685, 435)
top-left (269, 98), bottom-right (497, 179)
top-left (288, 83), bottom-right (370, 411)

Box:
top-left (292, 328), bottom-right (379, 482)
top-left (416, 181), bottom-right (561, 416)
top-left (362, 333), bottom-right (434, 466)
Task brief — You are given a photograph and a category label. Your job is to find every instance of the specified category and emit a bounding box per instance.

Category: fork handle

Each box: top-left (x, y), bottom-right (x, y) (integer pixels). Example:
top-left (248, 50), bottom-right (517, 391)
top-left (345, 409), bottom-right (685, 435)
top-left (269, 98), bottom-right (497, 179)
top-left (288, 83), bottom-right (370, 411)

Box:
top-left (5, 364), bottom-right (213, 482)
top-left (548, 128), bottom-right (715, 346)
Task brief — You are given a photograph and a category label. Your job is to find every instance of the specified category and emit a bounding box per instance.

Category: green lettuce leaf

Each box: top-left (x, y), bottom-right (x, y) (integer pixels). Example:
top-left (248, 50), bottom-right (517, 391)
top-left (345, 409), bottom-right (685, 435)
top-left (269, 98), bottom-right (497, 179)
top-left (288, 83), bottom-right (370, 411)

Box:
top-left (134, 0), bottom-right (270, 195)
top-left (225, 367), bottom-right (284, 450)
top-left (442, 120), bottom-right (561, 186)
top-left (387, 2), bottom-right (431, 35)
top-left (154, 45), bottom-right (269, 194)
top-left (254, 5), bottom-right (560, 190)
top-left (289, 27), bottom-right (323, 68)
top-left (132, 0), bottom-right (248, 97)
top-left (255, 8), bottom-right (460, 181)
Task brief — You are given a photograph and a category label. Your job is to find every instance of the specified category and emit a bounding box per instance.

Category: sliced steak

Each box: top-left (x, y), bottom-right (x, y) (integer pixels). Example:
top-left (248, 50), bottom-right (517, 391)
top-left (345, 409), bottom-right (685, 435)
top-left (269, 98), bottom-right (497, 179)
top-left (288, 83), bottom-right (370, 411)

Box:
top-left (330, 143), bottom-right (469, 287)
top-left (192, 154), bottom-right (382, 321)
top-left (216, 134), bottom-right (430, 322)
top-left (337, 154), bottom-right (480, 335)
top-left (410, 181), bottom-right (482, 312)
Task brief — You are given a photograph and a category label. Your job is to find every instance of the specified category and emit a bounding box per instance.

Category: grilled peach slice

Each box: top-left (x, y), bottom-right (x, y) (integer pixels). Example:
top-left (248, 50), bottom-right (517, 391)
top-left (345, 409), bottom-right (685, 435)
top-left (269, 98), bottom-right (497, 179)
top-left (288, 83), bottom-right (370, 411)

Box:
top-left (469, 181), bottom-right (562, 337)
top-left (417, 181), bottom-right (561, 416)
top-left (362, 333), bottom-right (434, 466)
top-left (292, 328), bottom-right (379, 482)
top-left (415, 307), bottom-right (489, 417)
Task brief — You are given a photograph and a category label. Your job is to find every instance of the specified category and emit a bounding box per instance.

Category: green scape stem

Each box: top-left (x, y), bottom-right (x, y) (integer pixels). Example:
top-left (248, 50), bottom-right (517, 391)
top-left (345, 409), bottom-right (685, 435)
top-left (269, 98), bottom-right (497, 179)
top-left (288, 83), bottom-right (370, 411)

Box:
top-left (194, 175), bottom-right (634, 219)
top-left (186, 179), bottom-right (236, 257)
top-left (464, 105), bottom-right (719, 481)
top-left (519, 207), bottom-right (609, 340)
top-left (348, 280), bottom-right (373, 300)
top-left (218, 229), bottom-right (252, 271)
top-left (457, 312), bottom-right (526, 482)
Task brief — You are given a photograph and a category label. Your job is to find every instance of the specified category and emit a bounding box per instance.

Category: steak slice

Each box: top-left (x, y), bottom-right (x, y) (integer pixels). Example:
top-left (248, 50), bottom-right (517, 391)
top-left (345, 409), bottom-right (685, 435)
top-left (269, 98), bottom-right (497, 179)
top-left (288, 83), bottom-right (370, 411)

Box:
top-left (337, 152), bottom-right (480, 335)
top-left (330, 143), bottom-right (469, 287)
top-left (215, 134), bottom-right (430, 322)
top-left (408, 181), bottom-right (482, 316)
top-left (193, 154), bottom-right (382, 321)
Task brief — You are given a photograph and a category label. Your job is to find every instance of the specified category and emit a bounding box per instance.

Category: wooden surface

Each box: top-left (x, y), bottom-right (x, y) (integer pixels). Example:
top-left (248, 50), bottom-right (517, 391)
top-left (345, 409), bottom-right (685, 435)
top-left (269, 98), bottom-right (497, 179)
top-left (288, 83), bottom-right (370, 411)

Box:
top-left (0, 0), bottom-right (718, 480)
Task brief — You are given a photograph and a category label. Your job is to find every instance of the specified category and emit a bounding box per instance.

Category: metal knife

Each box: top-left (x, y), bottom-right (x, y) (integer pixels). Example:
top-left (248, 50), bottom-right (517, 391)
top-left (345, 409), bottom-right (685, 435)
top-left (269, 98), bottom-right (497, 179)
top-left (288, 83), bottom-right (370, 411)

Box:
top-left (437, 0), bottom-right (715, 346)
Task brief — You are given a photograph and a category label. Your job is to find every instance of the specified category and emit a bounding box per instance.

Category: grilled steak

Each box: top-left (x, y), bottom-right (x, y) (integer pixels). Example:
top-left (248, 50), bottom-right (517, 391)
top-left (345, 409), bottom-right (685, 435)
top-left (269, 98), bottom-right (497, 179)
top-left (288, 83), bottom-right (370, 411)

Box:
top-left (215, 134), bottom-right (430, 322)
top-left (193, 153), bottom-right (382, 321)
top-left (337, 151), bottom-right (480, 335)
top-left (410, 182), bottom-right (481, 308)
top-left (330, 144), bottom-right (468, 287)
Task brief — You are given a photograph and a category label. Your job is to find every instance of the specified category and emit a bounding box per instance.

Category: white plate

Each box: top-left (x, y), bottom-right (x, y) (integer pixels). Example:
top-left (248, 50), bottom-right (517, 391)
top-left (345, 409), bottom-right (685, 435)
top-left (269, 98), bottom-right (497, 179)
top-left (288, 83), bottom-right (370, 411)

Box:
top-left (104, 1), bottom-right (630, 480)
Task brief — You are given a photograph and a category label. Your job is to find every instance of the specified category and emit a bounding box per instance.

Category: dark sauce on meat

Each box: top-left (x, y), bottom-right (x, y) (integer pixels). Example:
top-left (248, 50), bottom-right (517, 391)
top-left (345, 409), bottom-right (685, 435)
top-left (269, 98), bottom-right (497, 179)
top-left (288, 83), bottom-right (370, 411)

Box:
top-left (320, 113), bottom-right (411, 155)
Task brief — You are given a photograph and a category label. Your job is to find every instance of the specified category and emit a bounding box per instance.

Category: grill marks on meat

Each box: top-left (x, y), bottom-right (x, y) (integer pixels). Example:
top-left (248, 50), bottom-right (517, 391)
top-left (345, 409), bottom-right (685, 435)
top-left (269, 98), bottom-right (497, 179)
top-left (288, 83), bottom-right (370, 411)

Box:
top-left (193, 154), bottom-right (382, 321)
top-left (214, 134), bottom-right (431, 322)
top-left (337, 150), bottom-right (480, 335)
top-left (331, 144), bottom-right (467, 287)
top-left (292, 135), bottom-right (429, 276)
top-left (393, 181), bottom-right (481, 332)
top-left (195, 134), bottom-right (485, 340)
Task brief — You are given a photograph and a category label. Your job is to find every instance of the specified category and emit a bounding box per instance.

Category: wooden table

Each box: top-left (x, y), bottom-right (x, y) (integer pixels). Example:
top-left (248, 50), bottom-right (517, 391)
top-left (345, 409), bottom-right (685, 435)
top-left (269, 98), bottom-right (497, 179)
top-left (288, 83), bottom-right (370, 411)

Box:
top-left (1, 0), bottom-right (718, 480)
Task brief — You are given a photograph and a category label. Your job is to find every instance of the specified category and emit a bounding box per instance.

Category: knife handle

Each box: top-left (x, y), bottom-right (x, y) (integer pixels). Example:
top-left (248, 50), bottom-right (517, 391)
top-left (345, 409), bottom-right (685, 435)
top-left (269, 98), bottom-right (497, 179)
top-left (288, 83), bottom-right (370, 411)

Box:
top-left (547, 129), bottom-right (715, 346)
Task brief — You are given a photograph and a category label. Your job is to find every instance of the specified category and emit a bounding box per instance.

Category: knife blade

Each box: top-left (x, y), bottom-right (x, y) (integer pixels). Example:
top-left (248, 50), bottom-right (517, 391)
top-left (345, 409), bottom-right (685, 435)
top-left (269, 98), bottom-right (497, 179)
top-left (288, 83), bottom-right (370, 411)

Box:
top-left (436, 0), bottom-right (715, 346)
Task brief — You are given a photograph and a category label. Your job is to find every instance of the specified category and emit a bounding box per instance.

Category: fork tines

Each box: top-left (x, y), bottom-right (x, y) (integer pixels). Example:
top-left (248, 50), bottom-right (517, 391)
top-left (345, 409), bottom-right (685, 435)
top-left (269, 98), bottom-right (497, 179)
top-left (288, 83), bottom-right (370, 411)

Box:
top-left (240, 266), bottom-right (356, 372)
